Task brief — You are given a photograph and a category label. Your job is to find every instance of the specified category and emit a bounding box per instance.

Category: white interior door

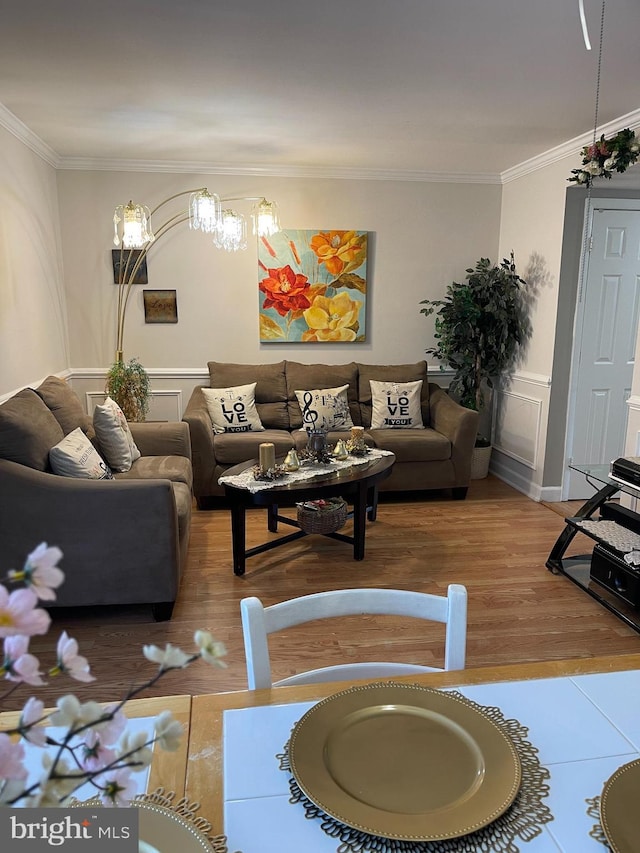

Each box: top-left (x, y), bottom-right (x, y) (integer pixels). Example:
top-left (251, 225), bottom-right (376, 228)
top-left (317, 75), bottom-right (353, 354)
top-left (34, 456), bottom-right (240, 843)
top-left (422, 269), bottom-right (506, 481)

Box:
top-left (566, 206), bottom-right (640, 499)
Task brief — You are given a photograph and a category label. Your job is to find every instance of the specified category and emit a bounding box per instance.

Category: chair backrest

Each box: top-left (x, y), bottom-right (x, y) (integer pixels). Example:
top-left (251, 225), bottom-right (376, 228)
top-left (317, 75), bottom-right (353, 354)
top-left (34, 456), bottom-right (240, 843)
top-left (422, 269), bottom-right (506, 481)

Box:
top-left (240, 585), bottom-right (467, 689)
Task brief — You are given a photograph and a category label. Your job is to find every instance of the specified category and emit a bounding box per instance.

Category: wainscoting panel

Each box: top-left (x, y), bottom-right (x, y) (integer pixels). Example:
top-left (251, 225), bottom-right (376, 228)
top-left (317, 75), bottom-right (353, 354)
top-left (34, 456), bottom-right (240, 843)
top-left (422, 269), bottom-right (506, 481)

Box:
top-left (493, 388), bottom-right (542, 470)
top-left (85, 389), bottom-right (183, 422)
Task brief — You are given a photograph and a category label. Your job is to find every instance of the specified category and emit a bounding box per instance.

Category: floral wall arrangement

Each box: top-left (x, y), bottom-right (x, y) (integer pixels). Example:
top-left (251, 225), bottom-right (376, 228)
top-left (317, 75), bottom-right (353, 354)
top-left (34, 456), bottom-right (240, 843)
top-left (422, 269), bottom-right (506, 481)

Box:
top-left (569, 128), bottom-right (640, 188)
top-left (258, 229), bottom-right (368, 342)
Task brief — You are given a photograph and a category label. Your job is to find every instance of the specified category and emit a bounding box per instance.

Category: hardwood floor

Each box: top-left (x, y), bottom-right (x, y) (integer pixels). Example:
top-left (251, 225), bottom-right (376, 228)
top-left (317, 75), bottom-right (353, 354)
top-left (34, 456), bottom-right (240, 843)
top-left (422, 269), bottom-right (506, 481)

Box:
top-left (8, 476), bottom-right (639, 711)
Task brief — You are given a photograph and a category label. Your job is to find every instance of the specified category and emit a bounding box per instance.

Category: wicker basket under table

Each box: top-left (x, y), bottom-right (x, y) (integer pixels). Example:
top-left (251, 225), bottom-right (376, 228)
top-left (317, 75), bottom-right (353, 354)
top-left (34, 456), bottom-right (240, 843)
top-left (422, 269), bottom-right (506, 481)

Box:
top-left (296, 498), bottom-right (348, 534)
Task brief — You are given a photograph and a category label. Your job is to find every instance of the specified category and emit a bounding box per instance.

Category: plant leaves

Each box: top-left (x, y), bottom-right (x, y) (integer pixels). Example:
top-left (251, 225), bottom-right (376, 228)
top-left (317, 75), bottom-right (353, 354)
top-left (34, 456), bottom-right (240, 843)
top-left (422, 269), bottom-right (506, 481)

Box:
top-left (331, 273), bottom-right (367, 293)
top-left (259, 314), bottom-right (285, 340)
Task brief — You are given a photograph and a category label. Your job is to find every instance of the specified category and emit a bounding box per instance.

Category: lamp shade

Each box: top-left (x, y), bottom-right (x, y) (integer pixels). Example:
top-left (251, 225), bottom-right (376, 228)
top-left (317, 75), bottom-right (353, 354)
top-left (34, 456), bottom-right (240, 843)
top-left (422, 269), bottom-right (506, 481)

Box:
top-left (214, 209), bottom-right (247, 252)
top-left (113, 201), bottom-right (155, 249)
top-left (252, 197), bottom-right (280, 237)
top-left (189, 189), bottom-right (221, 233)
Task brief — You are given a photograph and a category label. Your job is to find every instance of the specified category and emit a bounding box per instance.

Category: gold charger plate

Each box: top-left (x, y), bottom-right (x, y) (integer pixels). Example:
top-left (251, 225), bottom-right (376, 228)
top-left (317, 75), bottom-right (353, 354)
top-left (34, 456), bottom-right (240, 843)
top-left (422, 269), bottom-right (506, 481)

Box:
top-left (289, 682), bottom-right (521, 841)
top-left (72, 797), bottom-right (216, 852)
top-left (600, 759), bottom-right (640, 853)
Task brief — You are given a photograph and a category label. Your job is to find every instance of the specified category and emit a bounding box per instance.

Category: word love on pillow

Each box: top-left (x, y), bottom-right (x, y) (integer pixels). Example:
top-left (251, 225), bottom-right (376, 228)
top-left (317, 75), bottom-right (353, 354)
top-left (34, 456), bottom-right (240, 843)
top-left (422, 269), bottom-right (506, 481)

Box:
top-left (370, 379), bottom-right (425, 429)
top-left (202, 383), bottom-right (264, 434)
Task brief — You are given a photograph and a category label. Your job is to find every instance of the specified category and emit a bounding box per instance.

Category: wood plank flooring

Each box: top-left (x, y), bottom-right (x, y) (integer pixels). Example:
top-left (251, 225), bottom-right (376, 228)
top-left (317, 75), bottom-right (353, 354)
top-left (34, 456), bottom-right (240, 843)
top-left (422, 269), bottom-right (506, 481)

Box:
top-left (7, 476), bottom-right (639, 711)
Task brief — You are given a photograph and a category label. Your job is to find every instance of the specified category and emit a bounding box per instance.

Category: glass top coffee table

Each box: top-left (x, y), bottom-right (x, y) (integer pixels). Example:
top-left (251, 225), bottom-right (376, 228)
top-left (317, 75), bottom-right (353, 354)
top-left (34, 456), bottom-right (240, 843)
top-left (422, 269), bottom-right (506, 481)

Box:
top-left (221, 454), bottom-right (395, 575)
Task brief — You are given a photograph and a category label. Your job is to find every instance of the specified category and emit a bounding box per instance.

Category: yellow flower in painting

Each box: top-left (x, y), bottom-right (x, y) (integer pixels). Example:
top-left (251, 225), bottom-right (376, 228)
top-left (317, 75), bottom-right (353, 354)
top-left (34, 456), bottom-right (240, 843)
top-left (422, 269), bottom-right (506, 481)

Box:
top-left (303, 292), bottom-right (360, 341)
top-left (310, 231), bottom-right (366, 276)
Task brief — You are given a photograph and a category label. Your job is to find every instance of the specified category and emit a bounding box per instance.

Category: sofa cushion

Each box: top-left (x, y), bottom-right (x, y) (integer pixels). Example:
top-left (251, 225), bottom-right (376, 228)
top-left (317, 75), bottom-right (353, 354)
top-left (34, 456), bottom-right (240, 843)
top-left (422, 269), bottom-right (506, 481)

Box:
top-left (294, 384), bottom-right (354, 431)
top-left (368, 427), bottom-right (450, 463)
top-left (202, 383), bottom-right (264, 434)
top-left (285, 361), bottom-right (360, 428)
top-left (34, 375), bottom-right (93, 436)
top-left (213, 429), bottom-right (294, 466)
top-left (93, 397), bottom-right (141, 472)
top-left (370, 379), bottom-right (425, 430)
top-left (115, 454), bottom-right (193, 490)
top-left (49, 427), bottom-right (113, 479)
top-left (208, 361), bottom-right (289, 430)
top-left (358, 361), bottom-right (430, 428)
top-left (0, 388), bottom-right (64, 470)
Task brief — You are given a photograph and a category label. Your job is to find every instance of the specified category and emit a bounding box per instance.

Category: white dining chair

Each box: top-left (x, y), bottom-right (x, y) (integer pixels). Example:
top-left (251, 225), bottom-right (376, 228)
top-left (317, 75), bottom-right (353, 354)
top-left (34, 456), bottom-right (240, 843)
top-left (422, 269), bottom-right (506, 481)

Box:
top-left (240, 585), bottom-right (467, 689)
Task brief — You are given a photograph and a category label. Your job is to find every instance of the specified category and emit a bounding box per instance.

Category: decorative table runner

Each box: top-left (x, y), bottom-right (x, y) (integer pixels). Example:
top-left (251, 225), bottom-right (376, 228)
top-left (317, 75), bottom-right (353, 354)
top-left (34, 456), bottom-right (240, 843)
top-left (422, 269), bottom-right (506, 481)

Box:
top-left (218, 448), bottom-right (393, 494)
top-left (278, 692), bottom-right (552, 853)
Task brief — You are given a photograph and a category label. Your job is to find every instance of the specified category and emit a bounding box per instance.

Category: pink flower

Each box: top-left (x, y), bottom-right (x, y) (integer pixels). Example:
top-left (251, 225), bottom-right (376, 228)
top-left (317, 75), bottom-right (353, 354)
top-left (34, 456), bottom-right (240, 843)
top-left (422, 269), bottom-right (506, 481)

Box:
top-left (2, 635), bottom-right (45, 686)
top-left (80, 730), bottom-right (117, 773)
top-left (0, 587), bottom-right (50, 638)
top-left (96, 706), bottom-right (127, 745)
top-left (98, 767), bottom-right (136, 808)
top-left (19, 697), bottom-right (47, 747)
top-left (0, 732), bottom-right (27, 781)
top-left (22, 543), bottom-right (65, 601)
top-left (51, 631), bottom-right (95, 682)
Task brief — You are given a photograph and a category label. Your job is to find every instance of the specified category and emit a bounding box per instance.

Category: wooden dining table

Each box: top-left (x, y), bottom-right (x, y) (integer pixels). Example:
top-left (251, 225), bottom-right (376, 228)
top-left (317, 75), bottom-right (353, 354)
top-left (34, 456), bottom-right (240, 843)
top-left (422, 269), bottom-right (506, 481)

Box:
top-left (186, 653), bottom-right (640, 852)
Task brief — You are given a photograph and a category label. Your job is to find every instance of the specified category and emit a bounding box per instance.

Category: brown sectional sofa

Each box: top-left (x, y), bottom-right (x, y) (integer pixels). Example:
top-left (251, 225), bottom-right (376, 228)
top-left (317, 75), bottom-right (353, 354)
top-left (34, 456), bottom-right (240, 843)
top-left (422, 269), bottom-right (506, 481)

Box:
top-left (0, 376), bottom-right (192, 620)
top-left (182, 360), bottom-right (479, 508)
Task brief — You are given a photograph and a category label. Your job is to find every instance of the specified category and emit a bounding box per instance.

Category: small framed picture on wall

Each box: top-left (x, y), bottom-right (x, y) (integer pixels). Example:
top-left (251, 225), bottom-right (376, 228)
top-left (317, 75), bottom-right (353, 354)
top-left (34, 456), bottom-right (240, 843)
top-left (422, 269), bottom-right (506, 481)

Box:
top-left (143, 290), bottom-right (178, 324)
top-left (112, 249), bottom-right (148, 284)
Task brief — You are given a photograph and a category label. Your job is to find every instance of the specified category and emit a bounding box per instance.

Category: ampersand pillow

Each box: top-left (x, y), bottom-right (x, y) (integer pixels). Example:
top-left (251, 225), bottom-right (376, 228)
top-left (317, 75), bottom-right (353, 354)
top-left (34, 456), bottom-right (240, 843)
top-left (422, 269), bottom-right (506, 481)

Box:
top-left (370, 379), bottom-right (425, 429)
top-left (202, 383), bottom-right (265, 434)
top-left (295, 385), bottom-right (354, 431)
top-left (49, 428), bottom-right (113, 479)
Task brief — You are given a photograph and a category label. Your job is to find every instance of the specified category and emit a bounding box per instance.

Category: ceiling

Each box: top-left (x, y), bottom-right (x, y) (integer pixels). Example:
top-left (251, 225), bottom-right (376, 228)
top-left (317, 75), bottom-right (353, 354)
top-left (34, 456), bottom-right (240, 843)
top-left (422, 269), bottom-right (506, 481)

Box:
top-left (2, 0), bottom-right (639, 179)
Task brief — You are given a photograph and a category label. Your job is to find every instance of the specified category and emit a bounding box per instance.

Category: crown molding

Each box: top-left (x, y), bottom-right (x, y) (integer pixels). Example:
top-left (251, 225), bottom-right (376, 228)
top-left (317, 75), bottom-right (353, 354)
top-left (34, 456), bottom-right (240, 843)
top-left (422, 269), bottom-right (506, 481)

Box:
top-left (501, 107), bottom-right (640, 184)
top-left (0, 103), bottom-right (60, 167)
top-left (56, 156), bottom-right (502, 184)
top-left (3, 95), bottom-right (640, 187)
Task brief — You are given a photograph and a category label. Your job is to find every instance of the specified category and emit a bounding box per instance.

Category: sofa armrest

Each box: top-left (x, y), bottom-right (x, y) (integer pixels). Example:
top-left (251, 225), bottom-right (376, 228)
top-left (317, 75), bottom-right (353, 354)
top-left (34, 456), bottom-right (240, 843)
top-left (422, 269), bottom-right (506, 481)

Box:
top-left (429, 384), bottom-right (479, 480)
top-left (0, 459), bottom-right (180, 608)
top-left (129, 420), bottom-right (192, 460)
top-left (182, 386), bottom-right (216, 499)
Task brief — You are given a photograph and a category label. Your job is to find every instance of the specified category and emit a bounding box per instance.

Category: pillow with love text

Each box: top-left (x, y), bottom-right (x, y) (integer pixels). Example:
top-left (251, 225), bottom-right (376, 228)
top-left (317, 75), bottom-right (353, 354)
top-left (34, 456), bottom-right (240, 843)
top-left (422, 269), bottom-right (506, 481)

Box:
top-left (203, 383), bottom-right (265, 434)
top-left (370, 379), bottom-right (425, 429)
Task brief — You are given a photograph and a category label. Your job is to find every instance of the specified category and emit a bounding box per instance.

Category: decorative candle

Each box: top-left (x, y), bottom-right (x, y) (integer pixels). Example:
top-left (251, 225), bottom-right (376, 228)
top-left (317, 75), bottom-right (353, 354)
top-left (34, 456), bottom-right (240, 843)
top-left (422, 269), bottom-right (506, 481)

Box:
top-left (350, 425), bottom-right (365, 450)
top-left (259, 442), bottom-right (276, 472)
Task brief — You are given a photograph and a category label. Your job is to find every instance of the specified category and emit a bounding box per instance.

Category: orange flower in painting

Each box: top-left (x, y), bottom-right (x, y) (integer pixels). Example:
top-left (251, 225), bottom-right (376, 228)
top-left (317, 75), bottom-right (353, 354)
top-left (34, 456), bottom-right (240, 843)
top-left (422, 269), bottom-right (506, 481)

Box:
top-left (260, 265), bottom-right (311, 317)
top-left (302, 292), bottom-right (360, 341)
top-left (310, 231), bottom-right (367, 276)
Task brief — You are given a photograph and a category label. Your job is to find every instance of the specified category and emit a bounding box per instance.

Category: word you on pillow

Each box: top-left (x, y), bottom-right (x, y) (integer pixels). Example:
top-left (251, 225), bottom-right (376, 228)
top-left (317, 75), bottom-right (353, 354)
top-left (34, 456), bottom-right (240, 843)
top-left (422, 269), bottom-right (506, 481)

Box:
top-left (202, 383), bottom-right (264, 434)
top-left (295, 385), bottom-right (354, 432)
top-left (370, 379), bottom-right (424, 429)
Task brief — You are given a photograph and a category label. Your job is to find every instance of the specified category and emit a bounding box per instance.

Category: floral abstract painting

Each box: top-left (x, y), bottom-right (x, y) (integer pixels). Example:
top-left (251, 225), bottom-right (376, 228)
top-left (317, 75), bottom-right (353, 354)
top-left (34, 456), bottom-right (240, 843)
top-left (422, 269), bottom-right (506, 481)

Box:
top-left (258, 229), bottom-right (368, 342)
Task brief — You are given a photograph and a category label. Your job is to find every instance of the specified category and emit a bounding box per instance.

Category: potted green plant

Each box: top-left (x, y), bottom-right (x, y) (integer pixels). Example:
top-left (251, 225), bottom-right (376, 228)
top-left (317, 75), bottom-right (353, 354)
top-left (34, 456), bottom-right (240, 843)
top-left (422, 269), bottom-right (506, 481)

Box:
top-left (419, 253), bottom-right (530, 478)
top-left (105, 356), bottom-right (150, 422)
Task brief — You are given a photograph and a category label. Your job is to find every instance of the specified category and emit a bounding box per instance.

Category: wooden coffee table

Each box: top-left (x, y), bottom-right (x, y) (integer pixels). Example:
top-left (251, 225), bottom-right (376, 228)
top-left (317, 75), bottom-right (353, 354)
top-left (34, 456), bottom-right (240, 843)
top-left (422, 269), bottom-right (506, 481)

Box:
top-left (222, 454), bottom-right (395, 575)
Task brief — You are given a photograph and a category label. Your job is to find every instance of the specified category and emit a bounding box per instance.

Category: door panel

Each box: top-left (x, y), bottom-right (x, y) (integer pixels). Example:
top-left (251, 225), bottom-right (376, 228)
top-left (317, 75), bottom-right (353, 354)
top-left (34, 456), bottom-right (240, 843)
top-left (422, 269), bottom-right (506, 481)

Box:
top-left (567, 209), bottom-right (640, 499)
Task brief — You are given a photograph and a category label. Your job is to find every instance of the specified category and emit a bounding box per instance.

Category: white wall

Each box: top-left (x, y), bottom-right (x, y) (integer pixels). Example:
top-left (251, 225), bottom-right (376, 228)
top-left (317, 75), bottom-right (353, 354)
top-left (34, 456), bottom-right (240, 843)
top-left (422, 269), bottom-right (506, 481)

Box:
top-left (57, 170), bottom-right (501, 417)
top-left (493, 156), bottom-right (573, 498)
top-left (0, 125), bottom-right (68, 394)
top-left (496, 157), bottom-right (640, 500)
